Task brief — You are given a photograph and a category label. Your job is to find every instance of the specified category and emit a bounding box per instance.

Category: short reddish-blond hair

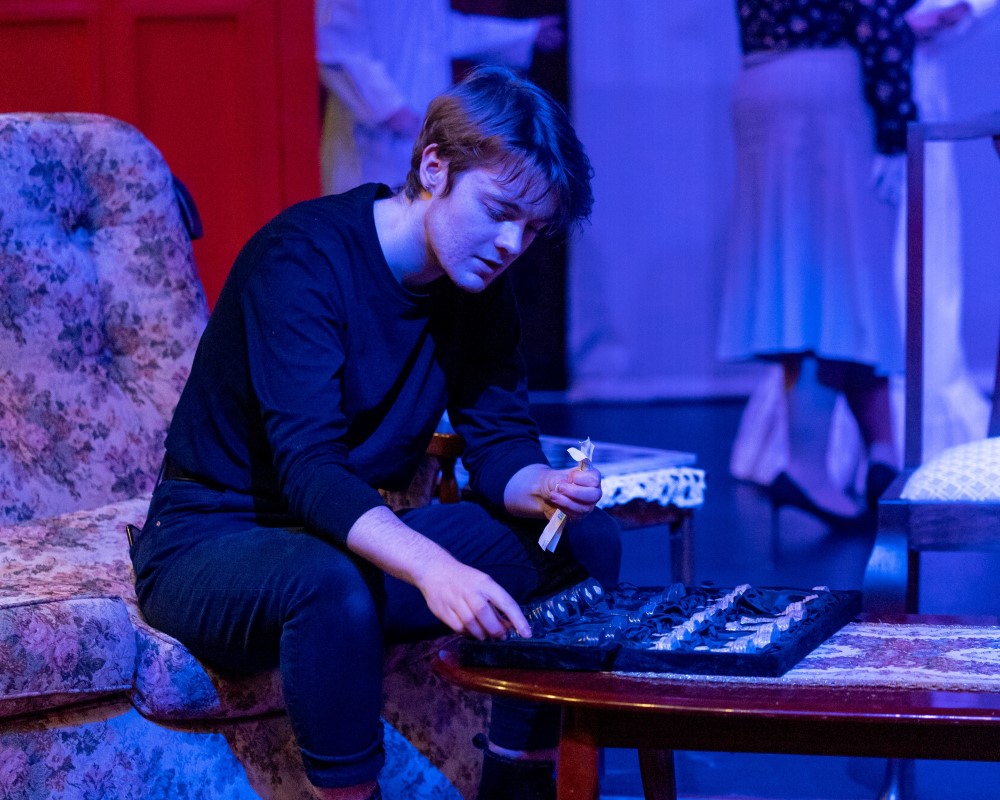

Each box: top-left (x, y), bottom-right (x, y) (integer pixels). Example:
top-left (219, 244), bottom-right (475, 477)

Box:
top-left (404, 66), bottom-right (593, 235)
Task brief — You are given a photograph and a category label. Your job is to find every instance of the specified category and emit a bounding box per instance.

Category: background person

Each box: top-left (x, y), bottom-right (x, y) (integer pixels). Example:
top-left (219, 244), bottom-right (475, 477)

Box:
top-left (316, 0), bottom-right (565, 194)
top-left (718, 0), bottom-right (918, 523)
top-left (729, 0), bottom-right (998, 504)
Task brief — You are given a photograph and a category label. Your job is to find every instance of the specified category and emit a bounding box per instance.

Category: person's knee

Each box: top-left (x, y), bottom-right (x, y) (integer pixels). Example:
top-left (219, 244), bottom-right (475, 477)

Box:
top-left (567, 509), bottom-right (622, 588)
top-left (287, 556), bottom-right (382, 636)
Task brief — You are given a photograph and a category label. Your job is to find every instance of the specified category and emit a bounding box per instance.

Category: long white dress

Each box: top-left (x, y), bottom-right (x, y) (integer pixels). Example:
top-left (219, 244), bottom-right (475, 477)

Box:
top-left (315, 0), bottom-right (540, 194)
top-left (729, 0), bottom-right (997, 487)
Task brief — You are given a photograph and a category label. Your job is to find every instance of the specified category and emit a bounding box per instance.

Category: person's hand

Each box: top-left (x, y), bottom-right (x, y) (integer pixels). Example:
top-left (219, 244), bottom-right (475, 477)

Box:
top-left (384, 106), bottom-right (422, 138)
top-left (415, 558), bottom-right (532, 641)
top-left (502, 462), bottom-right (603, 520)
top-left (533, 15), bottom-right (566, 53)
top-left (870, 154), bottom-right (906, 206)
top-left (346, 506), bottom-right (531, 642)
top-left (542, 465), bottom-right (603, 521)
top-left (906, 2), bottom-right (973, 40)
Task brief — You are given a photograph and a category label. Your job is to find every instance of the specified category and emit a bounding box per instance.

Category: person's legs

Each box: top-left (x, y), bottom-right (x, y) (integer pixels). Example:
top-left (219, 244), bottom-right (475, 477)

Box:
top-left (393, 501), bottom-right (621, 799)
top-left (833, 360), bottom-right (898, 505)
top-left (779, 356), bottom-right (860, 518)
top-left (132, 481), bottom-right (386, 798)
top-left (836, 361), bottom-right (896, 460)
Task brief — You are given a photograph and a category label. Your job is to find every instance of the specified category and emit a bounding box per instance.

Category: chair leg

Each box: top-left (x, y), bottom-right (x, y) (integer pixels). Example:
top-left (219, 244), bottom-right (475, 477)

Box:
top-left (862, 526), bottom-right (909, 614)
top-left (638, 748), bottom-right (677, 800)
top-left (877, 758), bottom-right (915, 800)
top-left (905, 547), bottom-right (920, 614)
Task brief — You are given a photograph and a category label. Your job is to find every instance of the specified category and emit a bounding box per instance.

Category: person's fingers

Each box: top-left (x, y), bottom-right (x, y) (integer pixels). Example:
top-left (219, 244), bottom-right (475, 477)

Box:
top-left (436, 605), bottom-right (465, 636)
top-left (550, 479), bottom-right (602, 512)
top-left (457, 604), bottom-right (487, 640)
top-left (567, 467), bottom-right (602, 487)
top-left (465, 593), bottom-right (507, 639)
top-left (485, 587), bottom-right (532, 638)
top-left (534, 15), bottom-right (566, 52)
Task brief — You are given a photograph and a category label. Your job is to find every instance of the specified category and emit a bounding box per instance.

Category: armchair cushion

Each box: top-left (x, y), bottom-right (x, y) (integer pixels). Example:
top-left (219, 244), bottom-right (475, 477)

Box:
top-left (901, 437), bottom-right (1000, 502)
top-left (131, 622), bottom-right (285, 721)
top-left (0, 113), bottom-right (207, 524)
top-left (0, 595), bottom-right (134, 718)
top-left (0, 500), bottom-right (144, 718)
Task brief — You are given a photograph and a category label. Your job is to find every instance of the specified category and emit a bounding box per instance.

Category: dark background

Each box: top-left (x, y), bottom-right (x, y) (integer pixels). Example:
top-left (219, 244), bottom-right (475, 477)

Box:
top-left (454, 0), bottom-right (571, 391)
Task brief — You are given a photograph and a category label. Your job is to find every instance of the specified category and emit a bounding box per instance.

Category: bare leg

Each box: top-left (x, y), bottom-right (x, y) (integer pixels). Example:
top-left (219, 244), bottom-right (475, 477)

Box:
top-left (782, 357), bottom-right (859, 516)
top-left (840, 365), bottom-right (897, 466)
top-left (837, 362), bottom-right (899, 506)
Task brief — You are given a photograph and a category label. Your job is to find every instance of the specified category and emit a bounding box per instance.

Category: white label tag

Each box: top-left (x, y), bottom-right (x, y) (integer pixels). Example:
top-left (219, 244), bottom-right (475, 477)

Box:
top-left (538, 438), bottom-right (595, 552)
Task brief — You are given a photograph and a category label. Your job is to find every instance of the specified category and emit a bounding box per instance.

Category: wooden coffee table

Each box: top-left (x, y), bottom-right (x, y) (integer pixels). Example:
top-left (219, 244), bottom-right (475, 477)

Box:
top-left (435, 613), bottom-right (1000, 800)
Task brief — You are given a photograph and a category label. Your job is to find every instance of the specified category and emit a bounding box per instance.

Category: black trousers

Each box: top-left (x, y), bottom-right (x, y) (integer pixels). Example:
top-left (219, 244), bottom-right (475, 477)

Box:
top-left (131, 479), bottom-right (622, 788)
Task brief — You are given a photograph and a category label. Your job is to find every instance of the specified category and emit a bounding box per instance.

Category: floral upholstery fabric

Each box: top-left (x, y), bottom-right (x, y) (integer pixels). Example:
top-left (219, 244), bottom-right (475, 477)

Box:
top-left (0, 112), bottom-right (208, 524)
top-left (132, 620), bottom-right (286, 720)
top-left (0, 596), bottom-right (133, 718)
top-left (902, 436), bottom-right (1000, 501)
top-left (383, 637), bottom-right (490, 800)
top-left (0, 497), bottom-right (468, 797)
top-left (0, 499), bottom-right (150, 719)
top-left (1, 704), bottom-right (459, 800)
top-left (0, 111), bottom-right (475, 799)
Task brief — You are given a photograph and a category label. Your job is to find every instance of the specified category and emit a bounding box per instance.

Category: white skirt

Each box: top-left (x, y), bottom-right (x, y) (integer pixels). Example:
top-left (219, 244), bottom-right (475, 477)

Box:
top-left (717, 48), bottom-right (903, 376)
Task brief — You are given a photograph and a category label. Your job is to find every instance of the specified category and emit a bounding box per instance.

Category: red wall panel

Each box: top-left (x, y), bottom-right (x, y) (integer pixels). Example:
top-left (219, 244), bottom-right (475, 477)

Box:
top-left (0, 0), bottom-right (320, 306)
top-left (1, 19), bottom-right (100, 111)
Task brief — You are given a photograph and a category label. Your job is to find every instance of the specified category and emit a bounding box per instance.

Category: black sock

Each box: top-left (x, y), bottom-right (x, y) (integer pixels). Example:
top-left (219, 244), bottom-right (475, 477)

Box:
top-left (475, 737), bottom-right (555, 800)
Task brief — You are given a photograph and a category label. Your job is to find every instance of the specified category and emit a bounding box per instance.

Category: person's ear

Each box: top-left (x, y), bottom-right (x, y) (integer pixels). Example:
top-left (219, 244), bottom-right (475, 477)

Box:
top-left (419, 144), bottom-right (449, 195)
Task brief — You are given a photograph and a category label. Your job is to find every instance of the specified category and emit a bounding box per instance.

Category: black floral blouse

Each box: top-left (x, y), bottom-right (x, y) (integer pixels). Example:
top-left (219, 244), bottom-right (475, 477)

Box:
top-left (737, 0), bottom-right (918, 154)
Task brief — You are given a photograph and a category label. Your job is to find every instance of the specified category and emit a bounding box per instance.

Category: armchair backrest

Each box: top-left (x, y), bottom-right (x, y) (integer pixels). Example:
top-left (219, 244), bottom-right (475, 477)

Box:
top-left (0, 113), bottom-right (208, 523)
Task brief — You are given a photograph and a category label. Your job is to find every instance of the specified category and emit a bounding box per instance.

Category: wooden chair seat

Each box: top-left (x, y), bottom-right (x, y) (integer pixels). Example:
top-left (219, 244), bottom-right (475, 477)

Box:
top-left (863, 113), bottom-right (1000, 614)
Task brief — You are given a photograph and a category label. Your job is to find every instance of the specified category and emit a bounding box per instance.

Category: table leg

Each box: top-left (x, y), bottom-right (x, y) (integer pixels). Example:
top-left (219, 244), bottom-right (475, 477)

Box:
top-left (638, 749), bottom-right (677, 800)
top-left (669, 513), bottom-right (694, 585)
top-left (877, 758), bottom-right (915, 800)
top-left (558, 708), bottom-right (600, 800)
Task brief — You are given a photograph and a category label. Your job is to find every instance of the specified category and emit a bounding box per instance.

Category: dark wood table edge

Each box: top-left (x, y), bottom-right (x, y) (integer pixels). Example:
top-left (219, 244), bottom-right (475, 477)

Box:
top-left (434, 614), bottom-right (1000, 799)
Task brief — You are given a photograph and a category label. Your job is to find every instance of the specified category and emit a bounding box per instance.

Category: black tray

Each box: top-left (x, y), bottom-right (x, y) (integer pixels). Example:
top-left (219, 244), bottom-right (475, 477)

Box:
top-left (459, 580), bottom-right (861, 678)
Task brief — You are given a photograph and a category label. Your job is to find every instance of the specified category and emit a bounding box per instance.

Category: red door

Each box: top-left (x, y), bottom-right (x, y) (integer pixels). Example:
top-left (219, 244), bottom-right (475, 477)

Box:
top-left (0, 0), bottom-right (321, 305)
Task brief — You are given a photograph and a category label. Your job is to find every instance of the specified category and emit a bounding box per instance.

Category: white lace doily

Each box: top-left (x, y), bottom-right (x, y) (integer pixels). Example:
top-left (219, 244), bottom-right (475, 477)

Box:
top-left (456, 436), bottom-right (707, 510)
top-left (599, 467), bottom-right (706, 510)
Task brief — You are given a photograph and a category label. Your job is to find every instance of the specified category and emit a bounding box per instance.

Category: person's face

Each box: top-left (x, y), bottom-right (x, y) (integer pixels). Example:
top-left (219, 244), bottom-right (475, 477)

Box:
top-left (421, 148), bottom-right (556, 293)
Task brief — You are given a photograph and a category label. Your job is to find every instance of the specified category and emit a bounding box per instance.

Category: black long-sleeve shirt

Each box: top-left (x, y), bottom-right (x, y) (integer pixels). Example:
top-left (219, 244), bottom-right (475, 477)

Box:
top-left (165, 184), bottom-right (544, 542)
top-left (737, 0), bottom-right (918, 153)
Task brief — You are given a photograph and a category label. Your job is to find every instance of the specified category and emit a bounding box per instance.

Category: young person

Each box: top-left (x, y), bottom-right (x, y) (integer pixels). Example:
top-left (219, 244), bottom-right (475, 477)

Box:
top-left (131, 66), bottom-right (620, 800)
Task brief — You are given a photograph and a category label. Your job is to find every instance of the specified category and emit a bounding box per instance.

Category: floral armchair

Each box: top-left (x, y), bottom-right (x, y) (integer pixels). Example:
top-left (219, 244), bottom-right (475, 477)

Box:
top-left (0, 113), bottom-right (484, 799)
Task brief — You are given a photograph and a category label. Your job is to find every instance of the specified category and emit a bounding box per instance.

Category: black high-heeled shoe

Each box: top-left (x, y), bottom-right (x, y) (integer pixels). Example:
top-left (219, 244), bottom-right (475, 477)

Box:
top-left (768, 472), bottom-right (865, 528)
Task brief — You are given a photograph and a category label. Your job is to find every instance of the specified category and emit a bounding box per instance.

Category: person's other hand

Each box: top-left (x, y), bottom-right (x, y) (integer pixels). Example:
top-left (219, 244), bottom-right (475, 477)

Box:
top-left (543, 465), bottom-right (603, 521)
top-left (533, 15), bottom-right (566, 53)
top-left (416, 559), bottom-right (532, 641)
top-left (870, 154), bottom-right (906, 205)
top-left (385, 106), bottom-right (422, 138)
top-left (906, 1), bottom-right (973, 40)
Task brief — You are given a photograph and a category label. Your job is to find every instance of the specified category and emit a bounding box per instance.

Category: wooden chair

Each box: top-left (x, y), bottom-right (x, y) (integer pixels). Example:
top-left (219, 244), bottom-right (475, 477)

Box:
top-left (864, 111), bottom-right (1000, 615)
top-left (862, 111), bottom-right (1000, 800)
top-left (376, 431), bottom-right (465, 510)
